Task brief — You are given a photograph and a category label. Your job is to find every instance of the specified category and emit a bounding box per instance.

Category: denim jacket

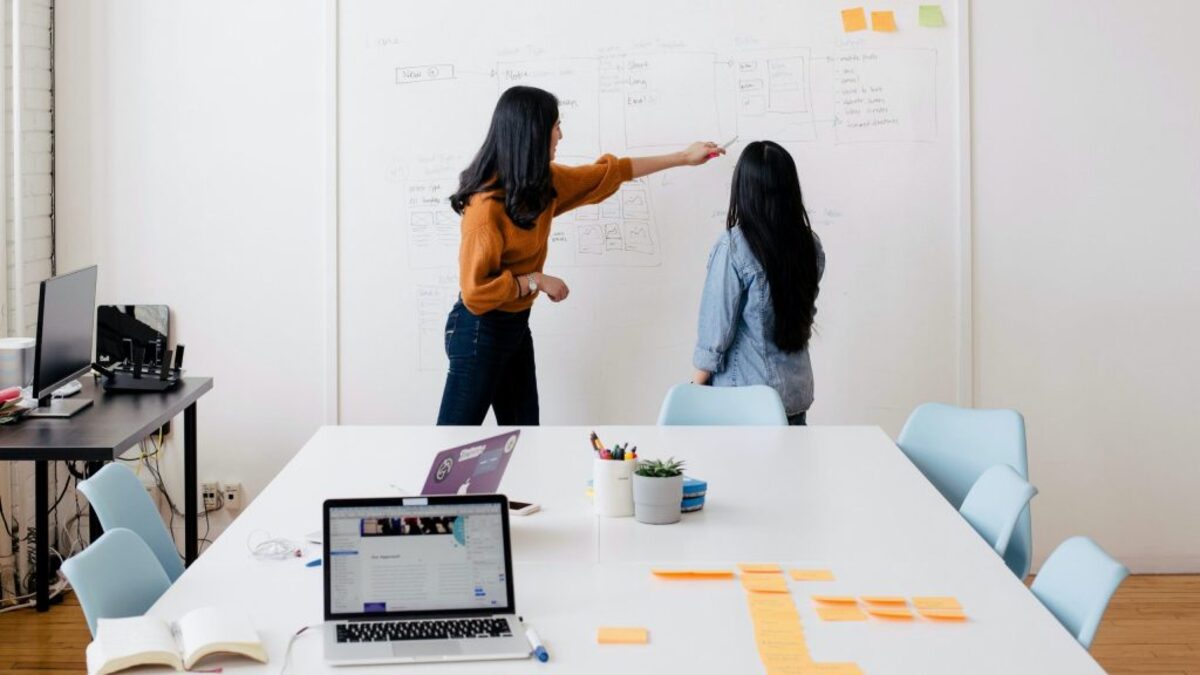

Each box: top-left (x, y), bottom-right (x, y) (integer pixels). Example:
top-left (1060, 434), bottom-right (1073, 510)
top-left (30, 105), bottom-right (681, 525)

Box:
top-left (692, 226), bottom-right (825, 416)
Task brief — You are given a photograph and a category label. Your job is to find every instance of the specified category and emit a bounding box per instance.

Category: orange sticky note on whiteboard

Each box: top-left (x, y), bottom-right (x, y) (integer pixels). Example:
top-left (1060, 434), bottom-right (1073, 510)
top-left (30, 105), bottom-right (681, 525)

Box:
top-left (861, 596), bottom-right (907, 605)
top-left (743, 574), bottom-right (790, 593)
top-left (919, 608), bottom-right (968, 621)
top-left (789, 569), bottom-right (835, 581)
top-left (841, 7), bottom-right (868, 32)
top-left (912, 596), bottom-right (962, 610)
top-left (598, 627), bottom-right (649, 644)
top-left (866, 605), bottom-right (915, 620)
top-left (871, 10), bottom-right (898, 32)
top-left (651, 569), bottom-right (735, 579)
top-left (812, 595), bottom-right (858, 605)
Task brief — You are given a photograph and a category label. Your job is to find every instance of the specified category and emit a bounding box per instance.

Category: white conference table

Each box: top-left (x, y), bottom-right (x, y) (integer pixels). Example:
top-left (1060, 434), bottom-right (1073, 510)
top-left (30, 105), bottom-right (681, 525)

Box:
top-left (149, 426), bottom-right (1103, 673)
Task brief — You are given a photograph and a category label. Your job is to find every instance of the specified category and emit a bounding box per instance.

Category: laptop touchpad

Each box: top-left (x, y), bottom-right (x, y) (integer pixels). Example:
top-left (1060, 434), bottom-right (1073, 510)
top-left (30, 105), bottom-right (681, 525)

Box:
top-left (395, 642), bottom-right (463, 658)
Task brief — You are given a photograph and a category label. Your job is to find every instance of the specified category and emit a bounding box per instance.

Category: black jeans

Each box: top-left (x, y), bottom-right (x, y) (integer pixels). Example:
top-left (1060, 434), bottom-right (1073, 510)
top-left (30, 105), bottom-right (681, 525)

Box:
top-left (788, 412), bottom-right (807, 426)
top-left (437, 299), bottom-right (539, 426)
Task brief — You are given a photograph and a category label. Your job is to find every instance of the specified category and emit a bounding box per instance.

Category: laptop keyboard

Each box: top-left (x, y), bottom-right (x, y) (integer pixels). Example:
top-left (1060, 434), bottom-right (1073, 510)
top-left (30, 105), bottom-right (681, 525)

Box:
top-left (337, 617), bottom-right (513, 643)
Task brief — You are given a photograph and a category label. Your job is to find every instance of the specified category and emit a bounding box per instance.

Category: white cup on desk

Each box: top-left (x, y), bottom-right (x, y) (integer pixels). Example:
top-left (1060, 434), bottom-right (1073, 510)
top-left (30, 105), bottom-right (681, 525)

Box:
top-left (593, 457), bottom-right (634, 517)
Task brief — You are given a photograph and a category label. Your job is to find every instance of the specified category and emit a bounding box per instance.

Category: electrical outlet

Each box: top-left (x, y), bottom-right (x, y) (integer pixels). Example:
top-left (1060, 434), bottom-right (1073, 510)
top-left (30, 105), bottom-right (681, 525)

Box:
top-left (222, 483), bottom-right (243, 512)
top-left (201, 482), bottom-right (220, 511)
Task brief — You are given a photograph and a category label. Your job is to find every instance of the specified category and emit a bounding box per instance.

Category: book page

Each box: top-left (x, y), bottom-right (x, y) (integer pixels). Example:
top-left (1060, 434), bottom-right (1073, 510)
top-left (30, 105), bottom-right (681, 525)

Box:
top-left (87, 616), bottom-right (182, 675)
top-left (176, 606), bottom-right (267, 670)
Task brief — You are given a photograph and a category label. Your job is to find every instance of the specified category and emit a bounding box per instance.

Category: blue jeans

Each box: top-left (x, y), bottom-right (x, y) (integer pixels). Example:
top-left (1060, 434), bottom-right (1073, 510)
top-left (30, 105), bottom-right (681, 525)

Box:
top-left (437, 299), bottom-right (539, 426)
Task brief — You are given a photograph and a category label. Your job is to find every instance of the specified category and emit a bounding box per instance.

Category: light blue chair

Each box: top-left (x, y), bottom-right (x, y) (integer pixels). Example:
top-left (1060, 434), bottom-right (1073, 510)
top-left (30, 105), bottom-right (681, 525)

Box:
top-left (61, 528), bottom-right (172, 636)
top-left (1032, 536), bottom-right (1128, 649)
top-left (77, 462), bottom-right (185, 581)
top-left (657, 383), bottom-right (788, 426)
top-left (959, 464), bottom-right (1038, 557)
top-left (897, 402), bottom-right (1032, 578)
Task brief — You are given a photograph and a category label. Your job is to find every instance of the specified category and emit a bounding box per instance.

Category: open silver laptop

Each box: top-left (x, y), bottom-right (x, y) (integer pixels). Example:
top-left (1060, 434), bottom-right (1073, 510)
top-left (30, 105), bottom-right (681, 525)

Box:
top-left (323, 494), bottom-right (530, 666)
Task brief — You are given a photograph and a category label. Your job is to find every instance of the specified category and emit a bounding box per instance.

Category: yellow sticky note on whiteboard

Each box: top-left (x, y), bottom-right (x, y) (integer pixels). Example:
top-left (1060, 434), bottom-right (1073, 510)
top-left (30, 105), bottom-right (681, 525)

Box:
top-left (919, 4), bottom-right (946, 27)
top-left (597, 627), bottom-right (649, 644)
top-left (871, 10), bottom-right (897, 32)
top-left (841, 7), bottom-right (868, 32)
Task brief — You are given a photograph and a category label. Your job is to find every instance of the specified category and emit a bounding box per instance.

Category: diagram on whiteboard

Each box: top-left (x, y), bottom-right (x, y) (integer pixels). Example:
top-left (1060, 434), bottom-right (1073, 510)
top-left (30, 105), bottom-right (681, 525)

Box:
top-left (548, 177), bottom-right (661, 267)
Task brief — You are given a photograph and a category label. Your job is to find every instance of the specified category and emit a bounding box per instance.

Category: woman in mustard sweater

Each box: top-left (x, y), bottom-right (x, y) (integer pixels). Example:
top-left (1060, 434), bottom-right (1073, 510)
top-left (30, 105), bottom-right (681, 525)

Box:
top-left (439, 85), bottom-right (721, 425)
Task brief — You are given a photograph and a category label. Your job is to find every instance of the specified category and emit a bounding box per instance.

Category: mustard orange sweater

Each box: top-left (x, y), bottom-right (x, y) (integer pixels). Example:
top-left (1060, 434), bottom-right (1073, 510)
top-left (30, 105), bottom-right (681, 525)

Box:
top-left (458, 154), bottom-right (633, 315)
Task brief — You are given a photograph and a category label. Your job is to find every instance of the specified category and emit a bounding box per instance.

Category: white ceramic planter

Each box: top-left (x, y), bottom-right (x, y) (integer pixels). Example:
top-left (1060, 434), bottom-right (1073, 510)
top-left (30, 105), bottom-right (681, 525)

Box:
top-left (593, 458), bottom-right (635, 517)
top-left (632, 473), bottom-right (683, 524)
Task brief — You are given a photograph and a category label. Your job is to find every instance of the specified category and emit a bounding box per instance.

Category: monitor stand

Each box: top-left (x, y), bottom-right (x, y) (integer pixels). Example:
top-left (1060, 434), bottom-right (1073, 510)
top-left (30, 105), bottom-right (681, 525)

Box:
top-left (28, 397), bottom-right (93, 418)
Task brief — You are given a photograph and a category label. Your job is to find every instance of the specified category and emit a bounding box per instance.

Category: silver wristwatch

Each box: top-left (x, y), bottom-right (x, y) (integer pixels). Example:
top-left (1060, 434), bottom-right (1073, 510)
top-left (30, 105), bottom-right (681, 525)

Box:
top-left (527, 274), bottom-right (539, 294)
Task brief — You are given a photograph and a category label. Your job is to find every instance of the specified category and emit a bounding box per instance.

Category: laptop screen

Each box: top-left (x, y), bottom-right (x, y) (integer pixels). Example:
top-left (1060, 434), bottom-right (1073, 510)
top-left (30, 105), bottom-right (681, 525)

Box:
top-left (325, 498), bottom-right (512, 619)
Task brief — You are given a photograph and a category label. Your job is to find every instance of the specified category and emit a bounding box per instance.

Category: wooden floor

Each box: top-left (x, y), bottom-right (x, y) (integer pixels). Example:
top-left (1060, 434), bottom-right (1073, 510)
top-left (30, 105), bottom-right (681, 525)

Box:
top-left (1, 575), bottom-right (1197, 673)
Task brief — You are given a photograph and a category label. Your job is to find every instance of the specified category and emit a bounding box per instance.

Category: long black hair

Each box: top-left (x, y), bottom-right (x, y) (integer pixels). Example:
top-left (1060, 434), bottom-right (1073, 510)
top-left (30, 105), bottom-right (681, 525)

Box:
top-left (449, 86), bottom-right (559, 230)
top-left (726, 141), bottom-right (819, 353)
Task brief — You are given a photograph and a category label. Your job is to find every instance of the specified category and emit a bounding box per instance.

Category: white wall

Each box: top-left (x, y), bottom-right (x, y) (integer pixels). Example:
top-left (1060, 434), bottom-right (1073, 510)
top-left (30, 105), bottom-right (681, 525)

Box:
top-left (54, 0), bottom-right (332, 531)
top-left (5, 0), bottom-right (55, 336)
top-left (52, 1), bottom-right (1200, 572)
top-left (972, 0), bottom-right (1200, 571)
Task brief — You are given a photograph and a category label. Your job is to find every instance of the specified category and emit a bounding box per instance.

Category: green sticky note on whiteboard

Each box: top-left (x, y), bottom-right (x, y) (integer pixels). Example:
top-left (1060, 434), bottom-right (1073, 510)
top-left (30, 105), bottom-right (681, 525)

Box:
top-left (919, 5), bottom-right (946, 27)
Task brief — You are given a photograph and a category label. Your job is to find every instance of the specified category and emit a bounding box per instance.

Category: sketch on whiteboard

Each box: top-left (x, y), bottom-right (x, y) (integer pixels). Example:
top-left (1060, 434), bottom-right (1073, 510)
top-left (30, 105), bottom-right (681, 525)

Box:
top-left (404, 179), bottom-right (459, 269)
top-left (396, 63), bottom-right (456, 84)
top-left (833, 49), bottom-right (937, 143)
top-left (733, 48), bottom-right (817, 142)
top-left (600, 52), bottom-right (722, 149)
top-left (547, 179), bottom-right (661, 267)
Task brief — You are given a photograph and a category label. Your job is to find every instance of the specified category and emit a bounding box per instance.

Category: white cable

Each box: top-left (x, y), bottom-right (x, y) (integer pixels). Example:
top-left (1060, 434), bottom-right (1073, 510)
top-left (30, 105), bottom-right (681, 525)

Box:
top-left (245, 529), bottom-right (304, 561)
top-left (281, 624), bottom-right (322, 675)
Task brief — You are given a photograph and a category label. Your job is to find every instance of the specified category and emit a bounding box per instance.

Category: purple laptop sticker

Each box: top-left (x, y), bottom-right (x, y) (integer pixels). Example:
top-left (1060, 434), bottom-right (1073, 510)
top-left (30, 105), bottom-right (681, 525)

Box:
top-left (420, 431), bottom-right (520, 495)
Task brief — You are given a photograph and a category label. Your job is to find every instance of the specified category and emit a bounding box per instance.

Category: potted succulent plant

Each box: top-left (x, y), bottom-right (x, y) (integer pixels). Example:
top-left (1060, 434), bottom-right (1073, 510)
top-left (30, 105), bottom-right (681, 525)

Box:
top-left (632, 457), bottom-right (686, 524)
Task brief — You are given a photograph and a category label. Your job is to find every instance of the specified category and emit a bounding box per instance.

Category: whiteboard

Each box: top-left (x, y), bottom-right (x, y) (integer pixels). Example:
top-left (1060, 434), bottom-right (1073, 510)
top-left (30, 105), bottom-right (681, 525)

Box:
top-left (337, 0), bottom-right (966, 431)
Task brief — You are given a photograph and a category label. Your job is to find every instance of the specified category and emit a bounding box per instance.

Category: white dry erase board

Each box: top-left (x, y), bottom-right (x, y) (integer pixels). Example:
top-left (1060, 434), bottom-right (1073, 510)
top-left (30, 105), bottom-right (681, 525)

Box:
top-left (336, 0), bottom-right (969, 430)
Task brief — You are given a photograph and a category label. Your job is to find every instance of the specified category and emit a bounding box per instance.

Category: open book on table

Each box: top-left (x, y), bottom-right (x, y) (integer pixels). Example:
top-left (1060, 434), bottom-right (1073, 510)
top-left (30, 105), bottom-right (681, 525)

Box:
top-left (86, 607), bottom-right (267, 675)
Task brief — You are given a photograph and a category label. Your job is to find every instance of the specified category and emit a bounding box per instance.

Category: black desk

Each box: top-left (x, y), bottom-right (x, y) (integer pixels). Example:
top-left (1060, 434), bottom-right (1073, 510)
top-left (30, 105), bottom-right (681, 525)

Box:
top-left (0, 376), bottom-right (213, 611)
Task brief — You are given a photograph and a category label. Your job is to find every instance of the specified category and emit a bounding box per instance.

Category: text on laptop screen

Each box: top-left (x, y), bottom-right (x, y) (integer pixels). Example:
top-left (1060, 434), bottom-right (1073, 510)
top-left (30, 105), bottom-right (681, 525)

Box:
top-left (327, 502), bottom-right (508, 616)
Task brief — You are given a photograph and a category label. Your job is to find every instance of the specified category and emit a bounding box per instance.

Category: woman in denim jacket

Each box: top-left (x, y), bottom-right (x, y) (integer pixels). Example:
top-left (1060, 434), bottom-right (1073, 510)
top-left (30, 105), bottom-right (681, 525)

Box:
top-left (692, 141), bottom-right (824, 425)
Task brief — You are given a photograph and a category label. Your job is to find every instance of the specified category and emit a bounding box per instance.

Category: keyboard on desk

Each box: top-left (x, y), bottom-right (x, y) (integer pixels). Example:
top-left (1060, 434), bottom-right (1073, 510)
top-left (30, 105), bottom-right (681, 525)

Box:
top-left (336, 617), bottom-right (513, 643)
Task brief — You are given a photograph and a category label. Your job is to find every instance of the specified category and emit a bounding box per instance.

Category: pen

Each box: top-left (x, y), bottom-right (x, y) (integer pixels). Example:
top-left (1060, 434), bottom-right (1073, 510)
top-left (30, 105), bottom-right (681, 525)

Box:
top-left (526, 627), bottom-right (549, 662)
top-left (707, 135), bottom-right (738, 159)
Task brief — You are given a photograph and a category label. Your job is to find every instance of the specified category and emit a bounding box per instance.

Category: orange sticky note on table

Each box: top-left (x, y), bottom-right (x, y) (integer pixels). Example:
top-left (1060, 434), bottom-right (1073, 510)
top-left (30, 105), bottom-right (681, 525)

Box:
top-left (598, 627), bottom-right (649, 644)
top-left (861, 595), bottom-right (907, 606)
top-left (812, 595), bottom-right (858, 605)
top-left (919, 608), bottom-right (968, 621)
top-left (867, 605), bottom-right (915, 620)
top-left (912, 596), bottom-right (962, 610)
top-left (651, 569), bottom-right (734, 579)
top-left (789, 569), bottom-right (835, 582)
top-left (841, 7), bottom-right (867, 32)
top-left (816, 605), bottom-right (867, 621)
top-left (738, 563), bottom-right (782, 574)
top-left (743, 574), bottom-right (790, 593)
top-left (871, 10), bottom-right (897, 32)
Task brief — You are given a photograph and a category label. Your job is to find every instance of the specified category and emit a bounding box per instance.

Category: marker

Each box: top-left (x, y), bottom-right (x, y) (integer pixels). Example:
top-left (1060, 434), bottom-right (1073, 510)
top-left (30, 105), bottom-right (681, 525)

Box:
top-left (526, 627), bottom-right (549, 662)
top-left (306, 558), bottom-right (322, 567)
top-left (706, 135), bottom-right (738, 159)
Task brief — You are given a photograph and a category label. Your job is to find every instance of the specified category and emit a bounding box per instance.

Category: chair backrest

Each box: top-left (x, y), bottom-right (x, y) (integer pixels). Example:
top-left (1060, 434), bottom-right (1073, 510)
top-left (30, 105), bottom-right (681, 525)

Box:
top-left (656, 383), bottom-right (788, 426)
top-left (77, 462), bottom-right (185, 581)
top-left (959, 464), bottom-right (1038, 557)
top-left (61, 528), bottom-right (172, 636)
top-left (897, 402), bottom-right (1033, 578)
top-left (1031, 536), bottom-right (1129, 649)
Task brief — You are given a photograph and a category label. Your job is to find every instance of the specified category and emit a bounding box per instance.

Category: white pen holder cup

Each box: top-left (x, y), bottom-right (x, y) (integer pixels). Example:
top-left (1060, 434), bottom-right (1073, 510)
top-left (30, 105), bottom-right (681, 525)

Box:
top-left (593, 458), bottom-right (635, 517)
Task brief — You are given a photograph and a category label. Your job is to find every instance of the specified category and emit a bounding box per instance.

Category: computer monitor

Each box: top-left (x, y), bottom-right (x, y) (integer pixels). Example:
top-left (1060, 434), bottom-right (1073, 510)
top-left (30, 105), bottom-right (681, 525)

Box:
top-left (29, 265), bottom-right (98, 418)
